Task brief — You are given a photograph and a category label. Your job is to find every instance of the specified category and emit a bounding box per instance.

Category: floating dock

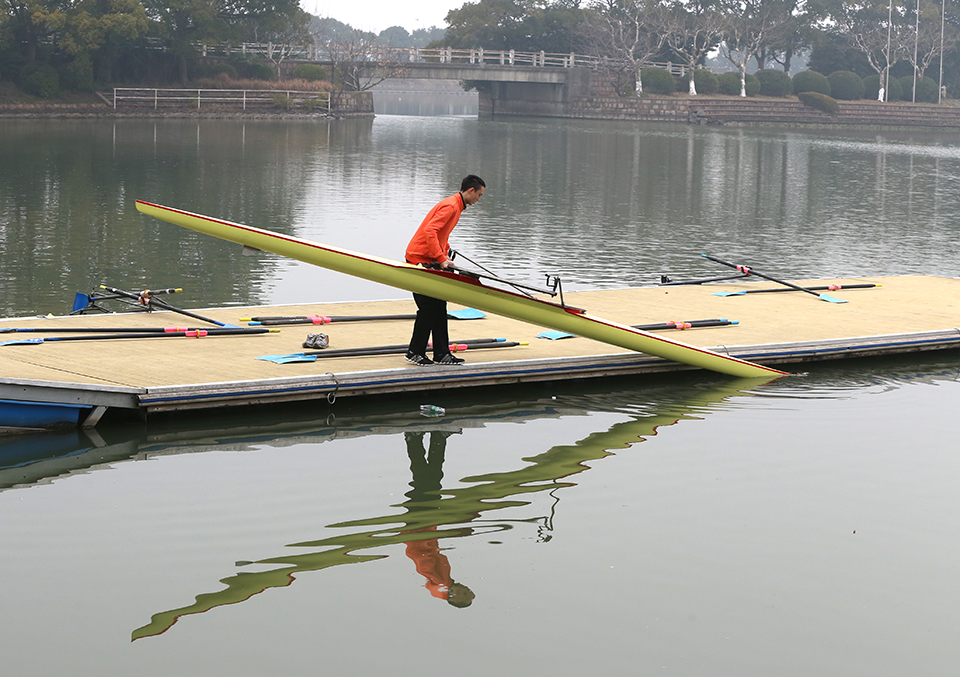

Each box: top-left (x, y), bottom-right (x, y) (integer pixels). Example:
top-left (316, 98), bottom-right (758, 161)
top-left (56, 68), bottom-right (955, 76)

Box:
top-left (1, 275), bottom-right (958, 432)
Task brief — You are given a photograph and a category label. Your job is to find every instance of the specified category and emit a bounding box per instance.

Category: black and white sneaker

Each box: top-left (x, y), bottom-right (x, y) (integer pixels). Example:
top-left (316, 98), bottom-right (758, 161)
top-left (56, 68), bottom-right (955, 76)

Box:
top-left (435, 353), bottom-right (465, 365)
top-left (302, 333), bottom-right (329, 349)
top-left (405, 351), bottom-right (434, 366)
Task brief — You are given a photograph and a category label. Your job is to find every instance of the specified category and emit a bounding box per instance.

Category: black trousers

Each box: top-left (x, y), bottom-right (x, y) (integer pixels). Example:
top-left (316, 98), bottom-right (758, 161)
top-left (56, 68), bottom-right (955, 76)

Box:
top-left (408, 293), bottom-right (449, 358)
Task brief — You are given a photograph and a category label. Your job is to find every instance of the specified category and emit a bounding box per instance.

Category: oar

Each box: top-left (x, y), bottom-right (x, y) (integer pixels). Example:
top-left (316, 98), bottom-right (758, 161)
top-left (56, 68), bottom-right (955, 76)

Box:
top-left (1, 327), bottom-right (279, 346)
top-left (701, 255), bottom-right (849, 304)
top-left (100, 285), bottom-right (241, 327)
top-left (659, 274), bottom-right (750, 286)
top-left (712, 283), bottom-right (880, 297)
top-left (258, 339), bottom-right (522, 364)
top-left (633, 319), bottom-right (737, 331)
top-left (242, 314), bottom-right (416, 325)
top-left (2, 326), bottom-right (203, 334)
top-left (447, 250), bottom-right (556, 297)
top-left (70, 287), bottom-right (183, 314)
top-left (241, 308), bottom-right (485, 325)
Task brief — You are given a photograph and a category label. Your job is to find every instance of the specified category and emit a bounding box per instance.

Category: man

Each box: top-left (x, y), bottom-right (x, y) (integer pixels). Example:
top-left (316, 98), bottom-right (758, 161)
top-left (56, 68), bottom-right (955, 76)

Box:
top-left (404, 175), bottom-right (485, 366)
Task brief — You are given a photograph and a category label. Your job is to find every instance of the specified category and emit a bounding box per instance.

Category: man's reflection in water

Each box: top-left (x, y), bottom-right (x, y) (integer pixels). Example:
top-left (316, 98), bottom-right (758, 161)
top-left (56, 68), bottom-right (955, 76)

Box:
top-left (403, 431), bottom-right (476, 608)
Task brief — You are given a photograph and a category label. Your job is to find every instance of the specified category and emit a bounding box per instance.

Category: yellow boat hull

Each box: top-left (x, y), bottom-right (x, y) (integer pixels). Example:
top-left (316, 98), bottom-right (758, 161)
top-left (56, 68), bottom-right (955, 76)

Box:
top-left (135, 200), bottom-right (786, 378)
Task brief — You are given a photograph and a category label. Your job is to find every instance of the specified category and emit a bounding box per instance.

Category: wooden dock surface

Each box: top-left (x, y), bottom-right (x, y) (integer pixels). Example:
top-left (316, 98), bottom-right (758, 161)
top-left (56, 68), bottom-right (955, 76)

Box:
top-left (1, 275), bottom-right (958, 419)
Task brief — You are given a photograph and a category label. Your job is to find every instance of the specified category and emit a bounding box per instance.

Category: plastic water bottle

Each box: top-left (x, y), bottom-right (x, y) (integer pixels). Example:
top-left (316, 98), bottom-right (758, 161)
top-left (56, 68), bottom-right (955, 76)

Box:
top-left (419, 404), bottom-right (445, 417)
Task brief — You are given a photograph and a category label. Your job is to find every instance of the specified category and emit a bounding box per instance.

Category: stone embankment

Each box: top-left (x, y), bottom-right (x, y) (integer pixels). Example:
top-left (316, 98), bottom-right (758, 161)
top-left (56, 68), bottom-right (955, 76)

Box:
top-left (569, 95), bottom-right (960, 130)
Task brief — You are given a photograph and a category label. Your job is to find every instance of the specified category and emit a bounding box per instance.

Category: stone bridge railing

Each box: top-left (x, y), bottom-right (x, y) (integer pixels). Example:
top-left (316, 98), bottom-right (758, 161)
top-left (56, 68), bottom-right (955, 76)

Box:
top-left (199, 43), bottom-right (690, 77)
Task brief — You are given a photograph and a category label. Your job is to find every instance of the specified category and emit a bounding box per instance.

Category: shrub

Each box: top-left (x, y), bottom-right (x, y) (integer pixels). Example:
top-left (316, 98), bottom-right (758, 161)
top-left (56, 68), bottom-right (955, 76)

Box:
top-left (862, 74), bottom-right (903, 101)
top-left (693, 68), bottom-right (718, 95)
top-left (292, 64), bottom-right (327, 82)
top-left (59, 55), bottom-right (95, 92)
top-left (717, 71), bottom-right (760, 96)
top-left (249, 63), bottom-right (275, 81)
top-left (19, 62), bottom-right (60, 98)
top-left (210, 63), bottom-right (237, 79)
top-left (717, 71), bottom-right (742, 95)
top-left (640, 66), bottom-right (676, 94)
top-left (827, 70), bottom-right (864, 100)
top-left (886, 76), bottom-right (904, 101)
top-left (798, 91), bottom-right (840, 115)
top-left (916, 77), bottom-right (938, 102)
top-left (792, 70), bottom-right (831, 96)
top-left (755, 68), bottom-right (792, 97)
top-left (271, 93), bottom-right (294, 109)
top-left (899, 76), bottom-right (938, 103)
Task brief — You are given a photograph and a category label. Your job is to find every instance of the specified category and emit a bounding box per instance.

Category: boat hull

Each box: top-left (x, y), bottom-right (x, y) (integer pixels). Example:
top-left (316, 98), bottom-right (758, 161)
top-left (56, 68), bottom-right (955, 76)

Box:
top-left (135, 200), bottom-right (786, 378)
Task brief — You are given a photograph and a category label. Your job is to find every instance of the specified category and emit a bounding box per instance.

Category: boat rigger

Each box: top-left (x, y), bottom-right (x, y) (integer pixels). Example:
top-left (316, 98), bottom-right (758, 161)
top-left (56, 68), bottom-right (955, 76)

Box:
top-left (134, 200), bottom-right (786, 379)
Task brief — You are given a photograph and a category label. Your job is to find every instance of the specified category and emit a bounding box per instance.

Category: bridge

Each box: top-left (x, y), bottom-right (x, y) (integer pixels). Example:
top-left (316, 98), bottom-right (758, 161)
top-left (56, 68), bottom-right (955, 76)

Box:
top-left (203, 43), bottom-right (691, 116)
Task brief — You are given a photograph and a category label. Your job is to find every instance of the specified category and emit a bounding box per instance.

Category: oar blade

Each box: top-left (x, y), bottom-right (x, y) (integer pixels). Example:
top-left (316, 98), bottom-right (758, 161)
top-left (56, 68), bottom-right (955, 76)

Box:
top-left (818, 293), bottom-right (848, 304)
top-left (1, 338), bottom-right (45, 346)
top-left (448, 308), bottom-right (485, 320)
top-left (712, 291), bottom-right (746, 297)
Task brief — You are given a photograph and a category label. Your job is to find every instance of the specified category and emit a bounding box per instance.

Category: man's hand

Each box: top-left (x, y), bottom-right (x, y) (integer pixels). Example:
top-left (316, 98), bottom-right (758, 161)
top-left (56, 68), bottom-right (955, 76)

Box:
top-left (440, 259), bottom-right (455, 270)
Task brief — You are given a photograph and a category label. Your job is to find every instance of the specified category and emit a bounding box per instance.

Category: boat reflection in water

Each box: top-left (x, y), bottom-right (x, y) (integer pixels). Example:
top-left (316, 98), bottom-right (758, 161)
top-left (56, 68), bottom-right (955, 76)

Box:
top-left (126, 372), bottom-right (781, 640)
top-left (3, 357), bottom-right (956, 642)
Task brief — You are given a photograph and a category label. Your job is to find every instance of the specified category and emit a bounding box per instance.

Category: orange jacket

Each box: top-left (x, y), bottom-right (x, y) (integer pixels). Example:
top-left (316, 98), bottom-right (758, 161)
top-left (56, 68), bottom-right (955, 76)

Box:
top-left (405, 536), bottom-right (452, 600)
top-left (405, 193), bottom-right (465, 265)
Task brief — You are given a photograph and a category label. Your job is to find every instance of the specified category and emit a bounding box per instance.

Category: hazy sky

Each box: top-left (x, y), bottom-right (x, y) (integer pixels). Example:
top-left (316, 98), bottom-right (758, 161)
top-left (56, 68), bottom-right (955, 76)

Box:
top-left (304, 0), bottom-right (461, 34)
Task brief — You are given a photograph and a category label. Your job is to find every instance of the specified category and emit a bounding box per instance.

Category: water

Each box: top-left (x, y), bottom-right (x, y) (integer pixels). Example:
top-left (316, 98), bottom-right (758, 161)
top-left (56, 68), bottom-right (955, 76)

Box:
top-left (2, 114), bottom-right (960, 675)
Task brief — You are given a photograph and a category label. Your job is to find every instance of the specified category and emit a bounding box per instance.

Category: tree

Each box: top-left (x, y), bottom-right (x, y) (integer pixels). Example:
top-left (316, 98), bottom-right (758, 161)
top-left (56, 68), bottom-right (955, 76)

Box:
top-left (659, 0), bottom-right (726, 94)
top-left (247, 5), bottom-right (311, 77)
top-left (585, 0), bottom-right (667, 95)
top-left (717, 0), bottom-right (782, 95)
top-left (59, 0), bottom-right (149, 83)
top-left (816, 0), bottom-right (911, 101)
top-left (442, 0), bottom-right (584, 52)
top-left (2, 0), bottom-right (69, 63)
top-left (311, 20), bottom-right (406, 99)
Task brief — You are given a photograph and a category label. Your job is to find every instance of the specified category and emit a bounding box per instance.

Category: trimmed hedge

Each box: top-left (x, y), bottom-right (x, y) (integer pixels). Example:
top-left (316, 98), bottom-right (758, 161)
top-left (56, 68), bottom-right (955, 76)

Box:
top-left (827, 70), bottom-right (864, 100)
top-left (798, 91), bottom-right (839, 115)
top-left (898, 75), bottom-right (938, 103)
top-left (693, 68), bottom-right (718, 95)
top-left (755, 68), bottom-right (792, 97)
top-left (292, 64), bottom-right (328, 82)
top-left (19, 62), bottom-right (59, 98)
top-left (718, 71), bottom-right (758, 96)
top-left (641, 66), bottom-right (676, 94)
top-left (863, 74), bottom-right (903, 101)
top-left (792, 70), bottom-right (831, 96)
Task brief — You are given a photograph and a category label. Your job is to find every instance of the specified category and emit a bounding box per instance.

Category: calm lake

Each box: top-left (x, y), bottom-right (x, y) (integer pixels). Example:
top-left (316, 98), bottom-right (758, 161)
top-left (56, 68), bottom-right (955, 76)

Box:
top-left (1, 107), bottom-right (959, 676)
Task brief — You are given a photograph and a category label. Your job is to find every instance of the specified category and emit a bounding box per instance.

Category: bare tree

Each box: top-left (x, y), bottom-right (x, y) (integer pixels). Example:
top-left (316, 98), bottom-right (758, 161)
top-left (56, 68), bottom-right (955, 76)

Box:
top-left (311, 20), bottom-right (406, 96)
top-left (659, 0), bottom-right (726, 94)
top-left (585, 0), bottom-right (668, 95)
top-left (718, 0), bottom-right (781, 95)
top-left (822, 0), bottom-right (910, 100)
top-left (901, 0), bottom-right (959, 86)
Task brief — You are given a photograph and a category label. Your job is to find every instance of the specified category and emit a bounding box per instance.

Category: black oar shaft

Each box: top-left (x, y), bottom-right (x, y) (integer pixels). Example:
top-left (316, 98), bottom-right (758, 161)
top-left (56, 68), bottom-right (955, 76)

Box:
top-left (2, 326), bottom-right (204, 334)
top-left (633, 319), bottom-right (733, 331)
top-left (2, 327), bottom-right (275, 345)
top-left (100, 285), bottom-right (226, 326)
top-left (732, 283), bottom-right (876, 294)
top-left (300, 340), bottom-right (520, 359)
top-left (701, 255), bottom-right (837, 300)
top-left (660, 274), bottom-right (749, 286)
top-left (247, 314), bottom-right (418, 325)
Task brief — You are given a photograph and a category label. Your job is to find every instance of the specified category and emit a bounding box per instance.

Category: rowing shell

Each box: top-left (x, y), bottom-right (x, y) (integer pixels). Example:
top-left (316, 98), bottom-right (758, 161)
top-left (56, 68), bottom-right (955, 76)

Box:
top-left (135, 200), bottom-right (786, 378)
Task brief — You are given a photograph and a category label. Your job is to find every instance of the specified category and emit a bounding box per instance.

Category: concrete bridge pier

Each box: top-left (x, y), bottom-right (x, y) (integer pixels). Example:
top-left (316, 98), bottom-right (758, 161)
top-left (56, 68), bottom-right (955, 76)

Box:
top-left (477, 68), bottom-right (593, 117)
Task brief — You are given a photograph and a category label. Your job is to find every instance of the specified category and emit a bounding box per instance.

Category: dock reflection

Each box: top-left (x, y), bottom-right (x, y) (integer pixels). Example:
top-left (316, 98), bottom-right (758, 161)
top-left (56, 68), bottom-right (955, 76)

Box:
top-left (129, 375), bottom-right (771, 640)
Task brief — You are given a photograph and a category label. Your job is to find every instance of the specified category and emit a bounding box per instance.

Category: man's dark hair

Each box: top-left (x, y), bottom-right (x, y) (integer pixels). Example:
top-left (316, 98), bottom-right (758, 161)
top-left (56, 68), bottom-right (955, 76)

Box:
top-left (461, 175), bottom-right (485, 192)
